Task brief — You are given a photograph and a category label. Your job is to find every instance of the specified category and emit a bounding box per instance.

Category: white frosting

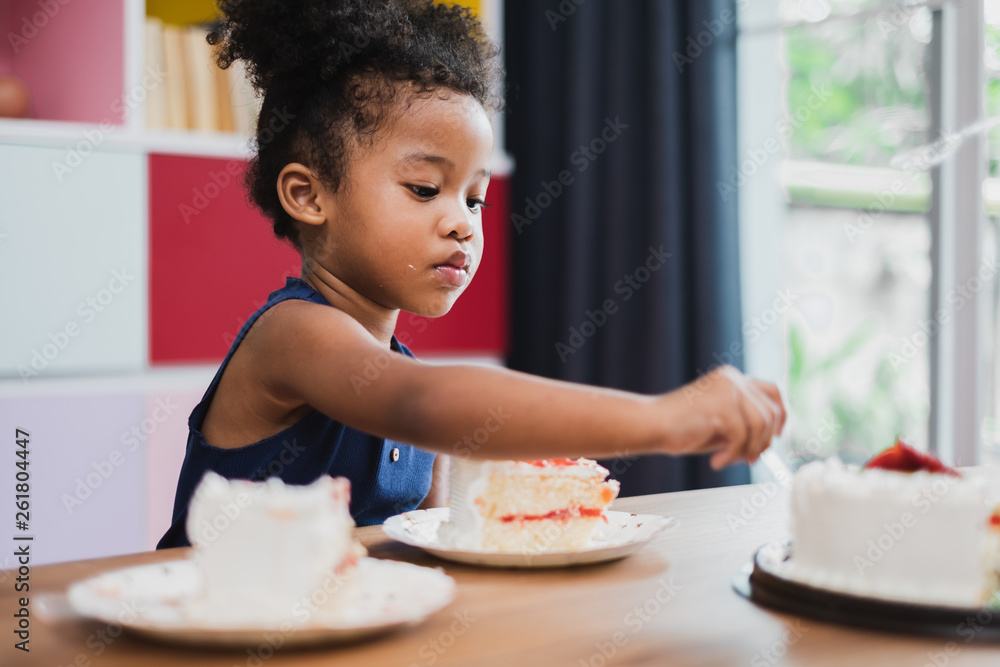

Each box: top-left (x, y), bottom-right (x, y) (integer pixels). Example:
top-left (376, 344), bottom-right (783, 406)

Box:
top-left (440, 457), bottom-right (619, 551)
top-left (438, 456), bottom-right (490, 549)
top-left (485, 458), bottom-right (613, 479)
top-left (784, 458), bottom-right (996, 607)
top-left (185, 472), bottom-right (362, 625)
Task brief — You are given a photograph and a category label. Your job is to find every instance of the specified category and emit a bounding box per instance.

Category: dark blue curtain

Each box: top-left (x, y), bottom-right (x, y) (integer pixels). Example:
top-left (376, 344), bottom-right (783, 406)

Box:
top-left (503, 0), bottom-right (748, 494)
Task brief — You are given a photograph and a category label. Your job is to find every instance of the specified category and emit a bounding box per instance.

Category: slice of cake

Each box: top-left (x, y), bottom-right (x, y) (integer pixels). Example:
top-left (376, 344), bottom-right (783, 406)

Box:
top-left (185, 472), bottom-right (365, 625)
top-left (783, 439), bottom-right (1000, 607)
top-left (439, 457), bottom-right (620, 552)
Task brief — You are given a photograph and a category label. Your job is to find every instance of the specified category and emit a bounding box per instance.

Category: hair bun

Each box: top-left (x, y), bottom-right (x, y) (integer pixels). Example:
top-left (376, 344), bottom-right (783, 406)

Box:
top-left (209, 0), bottom-right (406, 93)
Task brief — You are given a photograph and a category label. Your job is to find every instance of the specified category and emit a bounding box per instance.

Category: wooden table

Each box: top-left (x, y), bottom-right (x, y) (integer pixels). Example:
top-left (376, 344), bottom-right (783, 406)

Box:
top-left (5, 480), bottom-right (1000, 666)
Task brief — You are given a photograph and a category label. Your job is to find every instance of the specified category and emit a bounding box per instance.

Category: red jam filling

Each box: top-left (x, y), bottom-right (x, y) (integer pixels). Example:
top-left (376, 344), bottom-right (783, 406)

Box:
top-left (499, 507), bottom-right (604, 523)
top-left (525, 459), bottom-right (583, 467)
top-left (863, 437), bottom-right (961, 477)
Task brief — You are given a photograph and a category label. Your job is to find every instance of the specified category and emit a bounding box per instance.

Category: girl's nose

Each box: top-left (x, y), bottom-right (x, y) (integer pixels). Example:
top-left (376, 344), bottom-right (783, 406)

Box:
top-left (440, 206), bottom-right (475, 241)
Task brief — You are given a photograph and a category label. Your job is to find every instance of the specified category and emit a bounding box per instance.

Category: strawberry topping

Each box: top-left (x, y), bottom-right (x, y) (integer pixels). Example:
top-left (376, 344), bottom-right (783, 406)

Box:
top-left (863, 437), bottom-right (961, 477)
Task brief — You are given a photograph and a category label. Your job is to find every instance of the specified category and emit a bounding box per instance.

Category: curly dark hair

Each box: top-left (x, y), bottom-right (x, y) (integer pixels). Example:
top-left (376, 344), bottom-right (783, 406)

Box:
top-left (209, 0), bottom-right (504, 247)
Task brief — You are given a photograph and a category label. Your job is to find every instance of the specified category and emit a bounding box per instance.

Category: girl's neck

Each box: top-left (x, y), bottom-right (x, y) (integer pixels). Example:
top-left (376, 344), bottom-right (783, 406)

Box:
top-left (300, 261), bottom-right (399, 348)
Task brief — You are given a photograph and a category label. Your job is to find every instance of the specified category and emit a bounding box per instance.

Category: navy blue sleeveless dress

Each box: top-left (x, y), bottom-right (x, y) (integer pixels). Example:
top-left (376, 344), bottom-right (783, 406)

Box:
top-left (156, 277), bottom-right (435, 549)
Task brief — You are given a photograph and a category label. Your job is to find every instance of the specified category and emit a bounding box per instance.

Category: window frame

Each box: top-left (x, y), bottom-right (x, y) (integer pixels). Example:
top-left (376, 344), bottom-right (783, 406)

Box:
top-left (928, 1), bottom-right (988, 466)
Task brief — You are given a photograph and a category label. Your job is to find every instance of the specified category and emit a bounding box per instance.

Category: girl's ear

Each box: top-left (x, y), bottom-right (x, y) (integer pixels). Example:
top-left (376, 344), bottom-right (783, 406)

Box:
top-left (276, 163), bottom-right (329, 227)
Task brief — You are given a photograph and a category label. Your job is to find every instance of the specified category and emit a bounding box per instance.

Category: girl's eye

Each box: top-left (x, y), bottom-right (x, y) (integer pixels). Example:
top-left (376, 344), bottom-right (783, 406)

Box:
top-left (409, 185), bottom-right (439, 199)
top-left (467, 198), bottom-right (489, 213)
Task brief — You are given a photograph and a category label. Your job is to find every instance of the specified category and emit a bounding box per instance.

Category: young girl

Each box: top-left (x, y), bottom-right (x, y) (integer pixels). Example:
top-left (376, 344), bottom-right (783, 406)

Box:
top-left (157, 0), bottom-right (785, 549)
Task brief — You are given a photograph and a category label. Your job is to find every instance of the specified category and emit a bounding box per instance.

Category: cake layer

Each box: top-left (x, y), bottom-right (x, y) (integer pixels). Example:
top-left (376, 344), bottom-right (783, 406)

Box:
top-left (186, 472), bottom-right (363, 624)
top-left (441, 457), bottom-right (620, 551)
top-left (480, 515), bottom-right (606, 552)
top-left (478, 470), bottom-right (618, 519)
top-left (785, 458), bottom-right (994, 607)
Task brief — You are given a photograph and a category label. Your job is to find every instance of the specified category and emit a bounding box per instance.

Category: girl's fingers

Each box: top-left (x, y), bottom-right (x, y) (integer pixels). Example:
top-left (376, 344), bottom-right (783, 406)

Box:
top-left (720, 374), bottom-right (782, 467)
top-left (710, 449), bottom-right (731, 470)
top-left (738, 385), bottom-right (765, 463)
top-left (711, 371), bottom-right (751, 468)
top-left (752, 380), bottom-right (787, 436)
top-left (744, 384), bottom-right (777, 461)
top-left (698, 367), bottom-right (787, 469)
top-left (740, 384), bottom-right (772, 463)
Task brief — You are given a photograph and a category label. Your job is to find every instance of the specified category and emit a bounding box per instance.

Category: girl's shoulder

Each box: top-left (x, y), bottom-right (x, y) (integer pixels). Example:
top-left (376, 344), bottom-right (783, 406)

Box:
top-left (246, 280), bottom-right (382, 379)
top-left (235, 276), bottom-right (419, 431)
top-left (252, 288), bottom-right (366, 350)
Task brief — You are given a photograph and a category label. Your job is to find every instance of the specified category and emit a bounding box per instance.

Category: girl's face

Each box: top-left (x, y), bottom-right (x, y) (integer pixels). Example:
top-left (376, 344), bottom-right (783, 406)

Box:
top-left (313, 91), bottom-right (494, 319)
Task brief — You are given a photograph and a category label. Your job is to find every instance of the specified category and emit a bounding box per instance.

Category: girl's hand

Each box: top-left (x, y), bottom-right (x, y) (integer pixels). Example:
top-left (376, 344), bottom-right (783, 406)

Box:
top-left (663, 365), bottom-right (786, 469)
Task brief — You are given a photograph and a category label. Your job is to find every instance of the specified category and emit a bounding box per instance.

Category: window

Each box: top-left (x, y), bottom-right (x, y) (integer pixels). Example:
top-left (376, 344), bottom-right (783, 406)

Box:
top-left (738, 0), bottom-right (994, 471)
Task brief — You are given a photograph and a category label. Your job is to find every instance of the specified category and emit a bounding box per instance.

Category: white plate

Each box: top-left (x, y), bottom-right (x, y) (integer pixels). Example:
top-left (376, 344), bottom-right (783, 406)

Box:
top-left (382, 508), bottom-right (677, 568)
top-left (66, 557), bottom-right (455, 648)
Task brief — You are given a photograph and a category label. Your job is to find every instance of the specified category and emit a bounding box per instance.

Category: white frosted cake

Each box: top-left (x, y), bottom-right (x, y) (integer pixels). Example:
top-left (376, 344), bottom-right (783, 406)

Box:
top-left (783, 443), bottom-right (1000, 607)
top-left (185, 472), bottom-right (365, 625)
top-left (439, 457), bottom-right (620, 552)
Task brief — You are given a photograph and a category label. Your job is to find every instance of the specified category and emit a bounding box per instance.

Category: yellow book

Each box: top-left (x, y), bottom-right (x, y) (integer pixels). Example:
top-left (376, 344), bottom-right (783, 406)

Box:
top-left (183, 25), bottom-right (218, 132)
top-left (145, 17), bottom-right (168, 130)
top-left (161, 24), bottom-right (188, 130)
top-left (212, 54), bottom-right (234, 133)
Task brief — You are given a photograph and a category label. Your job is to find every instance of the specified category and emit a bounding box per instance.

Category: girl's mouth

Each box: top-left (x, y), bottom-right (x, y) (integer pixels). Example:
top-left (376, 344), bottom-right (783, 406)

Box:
top-left (434, 264), bottom-right (469, 287)
top-left (433, 250), bottom-right (471, 287)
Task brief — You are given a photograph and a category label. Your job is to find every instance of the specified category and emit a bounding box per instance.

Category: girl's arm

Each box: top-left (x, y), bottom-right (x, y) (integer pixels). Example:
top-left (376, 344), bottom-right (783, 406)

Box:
top-left (253, 300), bottom-right (785, 468)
